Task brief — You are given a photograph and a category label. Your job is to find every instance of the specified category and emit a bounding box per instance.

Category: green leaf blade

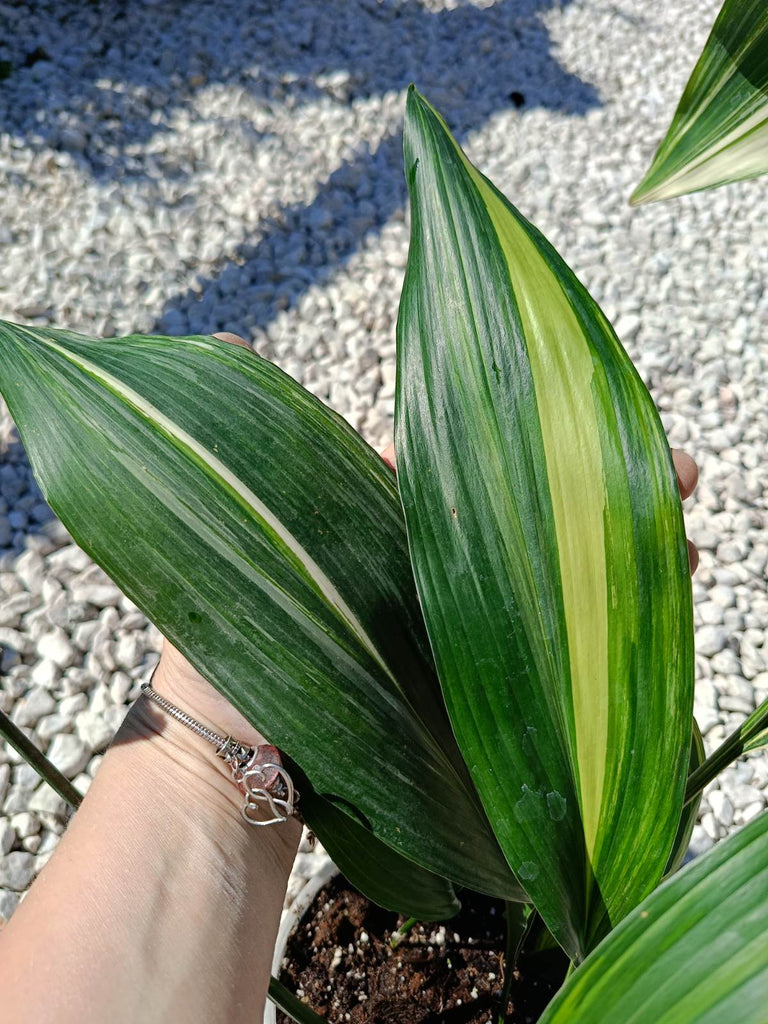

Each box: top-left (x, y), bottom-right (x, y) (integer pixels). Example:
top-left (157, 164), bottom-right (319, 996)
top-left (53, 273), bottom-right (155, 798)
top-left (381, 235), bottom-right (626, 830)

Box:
top-left (296, 780), bottom-right (460, 919)
top-left (0, 322), bottom-right (523, 908)
top-left (396, 89), bottom-right (694, 960)
top-left (632, 0), bottom-right (768, 204)
top-left (539, 812), bottom-right (768, 1024)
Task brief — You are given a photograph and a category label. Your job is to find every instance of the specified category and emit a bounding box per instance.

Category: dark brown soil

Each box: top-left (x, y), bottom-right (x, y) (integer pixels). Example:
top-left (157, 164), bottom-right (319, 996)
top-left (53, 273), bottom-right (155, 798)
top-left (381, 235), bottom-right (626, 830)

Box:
top-left (276, 876), bottom-right (569, 1023)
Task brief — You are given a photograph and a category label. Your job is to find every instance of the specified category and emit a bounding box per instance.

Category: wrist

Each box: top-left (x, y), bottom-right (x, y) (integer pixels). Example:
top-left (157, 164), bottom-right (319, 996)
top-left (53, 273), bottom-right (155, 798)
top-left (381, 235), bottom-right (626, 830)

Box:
top-left (152, 643), bottom-right (270, 747)
top-left (115, 694), bottom-right (302, 860)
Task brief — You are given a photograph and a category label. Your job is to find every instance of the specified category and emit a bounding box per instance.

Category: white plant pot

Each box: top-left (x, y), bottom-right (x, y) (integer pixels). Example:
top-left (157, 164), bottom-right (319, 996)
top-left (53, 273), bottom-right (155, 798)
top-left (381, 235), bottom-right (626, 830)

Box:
top-left (264, 858), bottom-right (339, 1024)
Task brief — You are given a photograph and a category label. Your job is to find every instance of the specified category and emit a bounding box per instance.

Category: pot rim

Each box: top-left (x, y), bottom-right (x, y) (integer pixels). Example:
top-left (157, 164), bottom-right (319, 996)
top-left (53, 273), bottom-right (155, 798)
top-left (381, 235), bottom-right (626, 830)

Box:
top-left (264, 857), bottom-right (339, 1024)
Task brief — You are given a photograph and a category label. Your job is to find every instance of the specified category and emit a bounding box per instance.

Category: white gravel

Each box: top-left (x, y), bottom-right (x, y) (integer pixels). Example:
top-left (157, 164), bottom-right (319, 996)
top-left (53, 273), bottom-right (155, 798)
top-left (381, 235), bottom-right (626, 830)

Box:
top-left (0, 0), bottom-right (766, 923)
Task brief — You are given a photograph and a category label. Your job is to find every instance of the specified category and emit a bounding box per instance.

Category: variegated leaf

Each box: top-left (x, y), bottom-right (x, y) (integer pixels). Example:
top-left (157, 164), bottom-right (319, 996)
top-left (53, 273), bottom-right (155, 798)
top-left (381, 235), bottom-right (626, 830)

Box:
top-left (632, 0), bottom-right (768, 204)
top-left (539, 811), bottom-right (768, 1024)
top-left (397, 89), bottom-right (694, 961)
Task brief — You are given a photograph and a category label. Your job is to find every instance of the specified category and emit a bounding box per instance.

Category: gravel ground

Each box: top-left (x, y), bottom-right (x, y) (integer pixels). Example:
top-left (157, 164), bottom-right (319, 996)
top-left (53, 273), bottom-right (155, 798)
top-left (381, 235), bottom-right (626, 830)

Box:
top-left (0, 0), bottom-right (766, 928)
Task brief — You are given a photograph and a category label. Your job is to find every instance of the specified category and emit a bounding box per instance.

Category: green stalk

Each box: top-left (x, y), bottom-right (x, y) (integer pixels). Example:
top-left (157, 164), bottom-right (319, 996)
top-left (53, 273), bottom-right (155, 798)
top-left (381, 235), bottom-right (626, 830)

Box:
top-left (390, 915), bottom-right (418, 949)
top-left (684, 697), bottom-right (768, 807)
top-left (496, 901), bottom-right (530, 1022)
top-left (0, 708), bottom-right (82, 810)
top-left (267, 977), bottom-right (326, 1023)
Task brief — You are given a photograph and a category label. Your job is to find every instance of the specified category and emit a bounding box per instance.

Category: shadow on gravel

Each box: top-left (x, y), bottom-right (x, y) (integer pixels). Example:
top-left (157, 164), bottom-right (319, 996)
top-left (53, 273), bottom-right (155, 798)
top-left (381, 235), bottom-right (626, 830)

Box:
top-left (0, 0), bottom-right (600, 341)
top-left (149, 0), bottom-right (601, 337)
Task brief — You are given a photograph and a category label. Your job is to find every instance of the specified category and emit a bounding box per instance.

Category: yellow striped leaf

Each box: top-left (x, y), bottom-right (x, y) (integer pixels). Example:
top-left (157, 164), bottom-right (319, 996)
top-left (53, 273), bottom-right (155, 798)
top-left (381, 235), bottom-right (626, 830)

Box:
top-left (397, 89), bottom-right (694, 961)
top-left (632, 0), bottom-right (768, 204)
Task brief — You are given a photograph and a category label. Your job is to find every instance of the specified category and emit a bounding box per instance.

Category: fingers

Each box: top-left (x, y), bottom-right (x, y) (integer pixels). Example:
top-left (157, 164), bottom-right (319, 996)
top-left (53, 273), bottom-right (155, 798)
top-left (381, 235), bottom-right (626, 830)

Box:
top-left (687, 539), bottom-right (699, 575)
top-left (671, 450), bottom-right (699, 575)
top-left (672, 449), bottom-right (698, 501)
top-left (213, 331), bottom-right (250, 349)
top-left (379, 442), bottom-right (396, 473)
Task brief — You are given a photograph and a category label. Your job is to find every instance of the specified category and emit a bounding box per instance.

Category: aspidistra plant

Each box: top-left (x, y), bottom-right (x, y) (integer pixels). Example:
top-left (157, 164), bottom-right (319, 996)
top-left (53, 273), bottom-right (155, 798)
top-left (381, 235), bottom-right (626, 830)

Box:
top-left (1, 90), bottom-right (766, 1017)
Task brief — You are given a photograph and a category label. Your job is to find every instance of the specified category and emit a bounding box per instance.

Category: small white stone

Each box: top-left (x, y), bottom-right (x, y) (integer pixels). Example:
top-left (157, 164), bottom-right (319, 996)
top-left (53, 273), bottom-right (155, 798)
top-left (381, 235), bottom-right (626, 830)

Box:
top-left (614, 313), bottom-right (641, 341)
top-left (11, 812), bottom-right (40, 840)
top-left (0, 818), bottom-right (15, 855)
top-left (113, 632), bottom-right (144, 670)
top-left (30, 658), bottom-right (60, 689)
top-left (741, 801), bottom-right (765, 824)
top-left (22, 833), bottom-right (41, 854)
top-left (709, 585), bottom-right (736, 609)
top-left (73, 773), bottom-right (92, 795)
top-left (0, 591), bottom-right (38, 628)
top-left (700, 811), bottom-right (722, 841)
top-left (707, 790), bottom-right (734, 827)
top-left (36, 628), bottom-right (77, 669)
top-left (46, 734), bottom-right (90, 779)
top-left (75, 710), bottom-right (115, 752)
top-left (59, 693), bottom-right (89, 718)
top-left (70, 583), bottom-right (122, 608)
top-left (28, 783), bottom-right (67, 819)
top-left (0, 851), bottom-right (35, 890)
top-left (109, 671), bottom-right (133, 704)
top-left (14, 551), bottom-right (44, 594)
top-left (0, 888), bottom-right (20, 921)
top-left (698, 602), bottom-right (723, 626)
top-left (3, 784), bottom-right (34, 816)
top-left (35, 713), bottom-right (73, 742)
top-left (696, 626), bottom-right (729, 657)
top-left (47, 544), bottom-right (92, 575)
top-left (12, 686), bottom-right (56, 727)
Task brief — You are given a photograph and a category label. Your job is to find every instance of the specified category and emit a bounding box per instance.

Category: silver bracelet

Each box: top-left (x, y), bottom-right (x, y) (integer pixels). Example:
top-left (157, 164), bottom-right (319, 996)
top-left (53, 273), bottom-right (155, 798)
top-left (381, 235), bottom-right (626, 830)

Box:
top-left (140, 681), bottom-right (298, 827)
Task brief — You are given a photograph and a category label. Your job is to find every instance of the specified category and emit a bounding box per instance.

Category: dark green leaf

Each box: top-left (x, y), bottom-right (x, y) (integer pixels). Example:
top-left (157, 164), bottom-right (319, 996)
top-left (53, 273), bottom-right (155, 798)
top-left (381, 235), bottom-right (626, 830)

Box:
top-left (0, 322), bottom-right (523, 905)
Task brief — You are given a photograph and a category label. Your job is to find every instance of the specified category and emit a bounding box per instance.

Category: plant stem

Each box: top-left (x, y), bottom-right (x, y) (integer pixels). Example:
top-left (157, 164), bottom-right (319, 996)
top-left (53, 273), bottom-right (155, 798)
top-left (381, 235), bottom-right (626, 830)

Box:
top-left (496, 901), bottom-right (529, 1023)
top-left (390, 915), bottom-right (418, 949)
top-left (685, 697), bottom-right (768, 807)
top-left (0, 707), bottom-right (82, 810)
top-left (268, 976), bottom-right (326, 1023)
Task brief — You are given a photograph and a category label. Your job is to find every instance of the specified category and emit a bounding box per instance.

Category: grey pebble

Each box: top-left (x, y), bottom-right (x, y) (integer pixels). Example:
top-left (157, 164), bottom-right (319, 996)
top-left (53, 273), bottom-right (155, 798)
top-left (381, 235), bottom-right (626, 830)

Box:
top-left (696, 627), bottom-right (729, 658)
top-left (28, 783), bottom-right (68, 819)
top-left (0, 890), bottom-right (20, 921)
top-left (0, 818), bottom-right (15, 855)
top-left (12, 686), bottom-right (56, 727)
top-left (0, 851), bottom-right (35, 891)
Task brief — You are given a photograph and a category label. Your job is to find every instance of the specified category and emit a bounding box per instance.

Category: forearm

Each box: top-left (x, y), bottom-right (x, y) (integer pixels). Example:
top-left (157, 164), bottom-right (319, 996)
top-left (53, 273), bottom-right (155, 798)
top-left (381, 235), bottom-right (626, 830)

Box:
top-left (0, 677), bottom-right (300, 1023)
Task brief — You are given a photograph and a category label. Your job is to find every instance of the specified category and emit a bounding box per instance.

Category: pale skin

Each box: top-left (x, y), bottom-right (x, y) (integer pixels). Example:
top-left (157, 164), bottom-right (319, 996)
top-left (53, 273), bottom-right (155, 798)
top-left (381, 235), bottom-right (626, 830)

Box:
top-left (0, 333), bottom-right (700, 1023)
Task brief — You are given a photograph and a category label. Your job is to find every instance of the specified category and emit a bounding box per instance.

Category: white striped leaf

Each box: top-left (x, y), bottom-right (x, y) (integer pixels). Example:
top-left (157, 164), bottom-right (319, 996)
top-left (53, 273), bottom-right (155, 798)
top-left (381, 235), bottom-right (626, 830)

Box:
top-left (539, 810), bottom-right (768, 1024)
top-left (396, 89), bottom-right (694, 962)
top-left (632, 0), bottom-right (768, 204)
top-left (0, 322), bottom-right (524, 914)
